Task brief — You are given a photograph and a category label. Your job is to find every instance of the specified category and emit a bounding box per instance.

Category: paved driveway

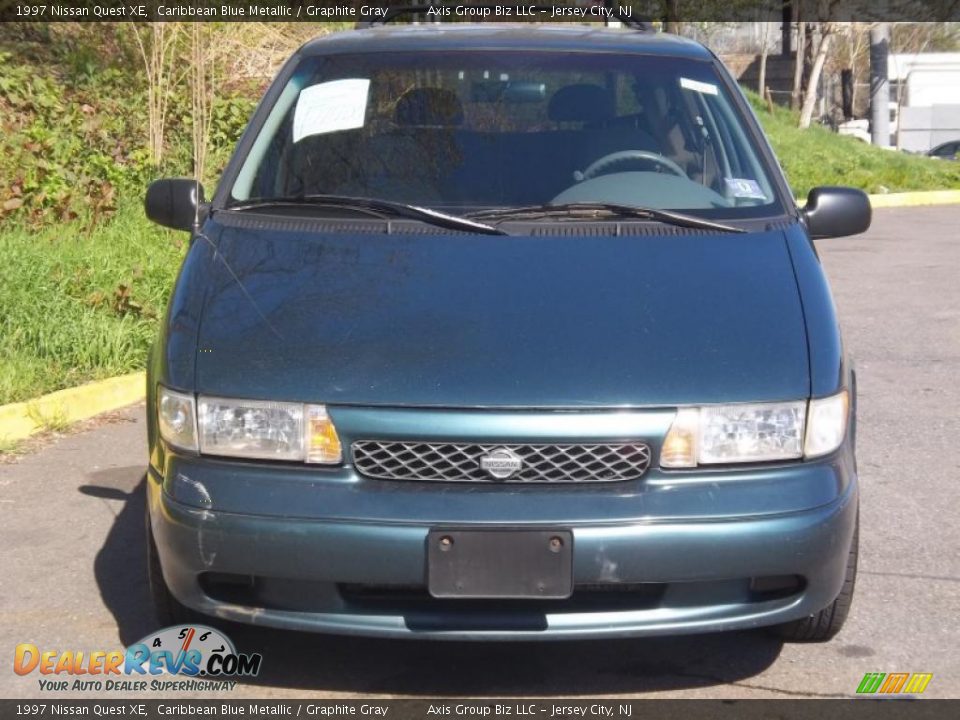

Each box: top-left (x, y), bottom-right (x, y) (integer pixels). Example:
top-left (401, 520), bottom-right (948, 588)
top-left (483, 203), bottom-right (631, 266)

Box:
top-left (1, 206), bottom-right (958, 699)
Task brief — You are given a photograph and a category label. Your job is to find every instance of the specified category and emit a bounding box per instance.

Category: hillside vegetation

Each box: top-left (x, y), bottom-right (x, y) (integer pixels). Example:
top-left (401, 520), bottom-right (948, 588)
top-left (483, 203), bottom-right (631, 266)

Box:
top-left (744, 90), bottom-right (960, 198)
top-left (1, 24), bottom-right (959, 407)
top-left (0, 24), bottom-right (319, 406)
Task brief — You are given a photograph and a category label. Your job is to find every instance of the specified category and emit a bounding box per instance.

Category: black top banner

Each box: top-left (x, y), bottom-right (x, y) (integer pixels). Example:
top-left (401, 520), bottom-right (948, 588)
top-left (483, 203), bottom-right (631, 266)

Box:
top-left (0, 0), bottom-right (958, 23)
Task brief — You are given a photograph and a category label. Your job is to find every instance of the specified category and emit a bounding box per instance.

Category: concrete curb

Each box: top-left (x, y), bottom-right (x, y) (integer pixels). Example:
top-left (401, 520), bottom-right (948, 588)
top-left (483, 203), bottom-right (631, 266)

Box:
top-left (0, 372), bottom-right (144, 444)
top-left (867, 190), bottom-right (960, 208)
top-left (797, 190), bottom-right (960, 208)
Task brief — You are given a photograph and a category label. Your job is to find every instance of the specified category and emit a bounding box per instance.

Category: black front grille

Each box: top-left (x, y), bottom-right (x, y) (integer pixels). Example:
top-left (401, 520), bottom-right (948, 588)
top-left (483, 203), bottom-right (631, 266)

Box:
top-left (351, 441), bottom-right (652, 483)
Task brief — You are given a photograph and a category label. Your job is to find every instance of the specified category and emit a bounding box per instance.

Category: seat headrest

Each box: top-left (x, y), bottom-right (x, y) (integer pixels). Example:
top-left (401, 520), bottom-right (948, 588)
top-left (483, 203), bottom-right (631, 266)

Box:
top-left (395, 88), bottom-right (464, 127)
top-left (548, 84), bottom-right (614, 123)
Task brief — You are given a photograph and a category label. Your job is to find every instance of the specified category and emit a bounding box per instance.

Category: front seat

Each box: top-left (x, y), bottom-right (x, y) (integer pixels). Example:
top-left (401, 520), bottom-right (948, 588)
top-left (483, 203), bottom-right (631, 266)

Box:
top-left (548, 83), bottom-right (661, 176)
top-left (365, 87), bottom-right (468, 203)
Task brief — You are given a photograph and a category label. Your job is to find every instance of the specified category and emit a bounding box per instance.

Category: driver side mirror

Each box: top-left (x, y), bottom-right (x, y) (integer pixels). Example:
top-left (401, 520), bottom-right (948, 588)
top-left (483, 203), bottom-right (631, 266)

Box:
top-left (145, 178), bottom-right (205, 232)
top-left (803, 186), bottom-right (871, 239)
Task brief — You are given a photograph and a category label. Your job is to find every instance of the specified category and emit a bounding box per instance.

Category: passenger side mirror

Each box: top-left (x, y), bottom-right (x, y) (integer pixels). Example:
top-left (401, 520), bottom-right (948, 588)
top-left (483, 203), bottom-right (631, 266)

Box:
top-left (803, 186), bottom-right (871, 239)
top-left (145, 178), bottom-right (205, 232)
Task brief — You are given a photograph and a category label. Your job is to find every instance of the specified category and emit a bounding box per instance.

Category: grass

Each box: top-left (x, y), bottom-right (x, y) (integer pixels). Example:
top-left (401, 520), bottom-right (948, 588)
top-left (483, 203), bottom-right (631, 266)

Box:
top-left (745, 89), bottom-right (960, 198)
top-left (0, 201), bottom-right (183, 405)
top-left (26, 404), bottom-right (71, 433)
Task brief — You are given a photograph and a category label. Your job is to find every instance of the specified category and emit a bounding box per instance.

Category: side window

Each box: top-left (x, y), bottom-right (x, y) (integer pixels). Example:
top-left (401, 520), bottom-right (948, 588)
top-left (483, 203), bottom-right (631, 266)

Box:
top-left (701, 95), bottom-right (775, 205)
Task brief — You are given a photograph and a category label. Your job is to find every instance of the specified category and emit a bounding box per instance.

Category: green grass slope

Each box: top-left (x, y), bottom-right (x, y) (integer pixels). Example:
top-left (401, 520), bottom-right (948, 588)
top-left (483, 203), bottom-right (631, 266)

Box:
top-left (744, 89), bottom-right (960, 197)
top-left (0, 202), bottom-right (183, 405)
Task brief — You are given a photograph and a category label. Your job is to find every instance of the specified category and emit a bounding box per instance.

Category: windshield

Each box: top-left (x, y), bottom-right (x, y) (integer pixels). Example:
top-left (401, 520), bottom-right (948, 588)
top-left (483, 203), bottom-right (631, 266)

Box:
top-left (231, 51), bottom-right (783, 219)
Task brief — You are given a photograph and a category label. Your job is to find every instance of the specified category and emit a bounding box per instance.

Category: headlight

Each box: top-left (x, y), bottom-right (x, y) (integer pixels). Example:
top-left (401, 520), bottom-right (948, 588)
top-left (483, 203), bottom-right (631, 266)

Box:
top-left (661, 391), bottom-right (849, 468)
top-left (198, 397), bottom-right (305, 461)
top-left (157, 387), bottom-right (198, 453)
top-left (699, 401), bottom-right (806, 464)
top-left (156, 386), bottom-right (342, 464)
top-left (197, 396), bottom-right (342, 464)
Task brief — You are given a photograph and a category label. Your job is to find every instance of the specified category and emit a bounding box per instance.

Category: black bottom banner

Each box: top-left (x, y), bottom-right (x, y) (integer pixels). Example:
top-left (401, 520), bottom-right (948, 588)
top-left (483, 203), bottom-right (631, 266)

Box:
top-left (2, 699), bottom-right (957, 720)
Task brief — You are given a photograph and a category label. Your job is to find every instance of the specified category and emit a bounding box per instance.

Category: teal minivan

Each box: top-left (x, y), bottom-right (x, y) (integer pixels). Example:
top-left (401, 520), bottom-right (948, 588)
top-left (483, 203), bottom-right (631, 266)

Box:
top-left (144, 23), bottom-right (870, 642)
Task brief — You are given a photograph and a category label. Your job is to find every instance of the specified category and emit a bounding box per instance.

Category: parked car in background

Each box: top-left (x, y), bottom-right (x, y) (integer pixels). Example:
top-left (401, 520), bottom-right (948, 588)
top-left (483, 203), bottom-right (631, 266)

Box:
top-left (144, 21), bottom-right (871, 644)
top-left (928, 140), bottom-right (960, 160)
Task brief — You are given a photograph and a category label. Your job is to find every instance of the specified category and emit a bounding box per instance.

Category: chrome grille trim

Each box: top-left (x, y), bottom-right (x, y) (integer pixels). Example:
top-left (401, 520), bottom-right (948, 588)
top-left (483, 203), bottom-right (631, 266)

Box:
top-left (351, 441), bottom-right (652, 483)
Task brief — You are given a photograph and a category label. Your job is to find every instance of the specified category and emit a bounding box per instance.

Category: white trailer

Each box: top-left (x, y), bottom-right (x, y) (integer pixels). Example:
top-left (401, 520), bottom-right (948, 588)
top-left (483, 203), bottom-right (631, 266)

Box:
top-left (889, 53), bottom-right (960, 152)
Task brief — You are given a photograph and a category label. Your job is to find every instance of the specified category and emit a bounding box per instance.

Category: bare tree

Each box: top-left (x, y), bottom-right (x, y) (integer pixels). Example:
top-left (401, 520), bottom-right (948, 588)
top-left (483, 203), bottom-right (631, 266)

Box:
top-left (791, 20), bottom-right (807, 110)
top-left (757, 21), bottom-right (771, 95)
top-left (799, 23), bottom-right (835, 128)
top-left (129, 24), bottom-right (182, 165)
top-left (190, 24), bottom-right (215, 184)
top-left (665, 0), bottom-right (681, 35)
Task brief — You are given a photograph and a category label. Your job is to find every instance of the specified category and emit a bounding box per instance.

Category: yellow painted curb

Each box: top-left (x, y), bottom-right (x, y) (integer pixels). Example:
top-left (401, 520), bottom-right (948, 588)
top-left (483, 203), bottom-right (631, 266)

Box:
top-left (0, 372), bottom-right (145, 444)
top-left (868, 189), bottom-right (960, 208)
top-left (798, 189), bottom-right (960, 209)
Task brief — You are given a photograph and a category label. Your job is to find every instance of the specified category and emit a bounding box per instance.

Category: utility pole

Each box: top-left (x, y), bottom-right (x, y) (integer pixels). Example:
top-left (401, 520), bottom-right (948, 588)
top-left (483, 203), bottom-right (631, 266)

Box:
top-left (870, 23), bottom-right (891, 147)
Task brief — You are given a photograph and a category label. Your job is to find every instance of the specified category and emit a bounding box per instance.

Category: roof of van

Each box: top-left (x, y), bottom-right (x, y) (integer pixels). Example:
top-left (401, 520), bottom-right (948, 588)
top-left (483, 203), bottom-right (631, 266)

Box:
top-left (300, 24), bottom-right (714, 60)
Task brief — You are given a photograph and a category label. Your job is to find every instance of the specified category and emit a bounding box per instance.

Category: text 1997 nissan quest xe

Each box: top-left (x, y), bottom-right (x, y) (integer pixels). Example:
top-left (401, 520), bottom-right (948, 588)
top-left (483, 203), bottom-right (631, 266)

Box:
top-left (144, 22), bottom-right (870, 642)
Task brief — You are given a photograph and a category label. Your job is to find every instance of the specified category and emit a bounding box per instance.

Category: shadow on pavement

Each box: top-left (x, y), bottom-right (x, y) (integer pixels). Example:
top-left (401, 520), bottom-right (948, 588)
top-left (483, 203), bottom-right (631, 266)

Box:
top-left (81, 467), bottom-right (155, 646)
top-left (226, 625), bottom-right (784, 695)
top-left (83, 468), bottom-right (785, 695)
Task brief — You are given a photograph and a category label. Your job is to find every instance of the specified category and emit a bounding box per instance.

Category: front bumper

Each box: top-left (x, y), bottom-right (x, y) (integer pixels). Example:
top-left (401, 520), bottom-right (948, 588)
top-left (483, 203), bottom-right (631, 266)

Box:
top-left (148, 443), bottom-right (858, 640)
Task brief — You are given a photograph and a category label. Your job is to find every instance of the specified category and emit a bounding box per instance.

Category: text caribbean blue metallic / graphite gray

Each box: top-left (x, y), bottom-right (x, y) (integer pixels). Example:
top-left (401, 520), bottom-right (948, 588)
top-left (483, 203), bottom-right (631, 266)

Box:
top-left (144, 24), bottom-right (871, 642)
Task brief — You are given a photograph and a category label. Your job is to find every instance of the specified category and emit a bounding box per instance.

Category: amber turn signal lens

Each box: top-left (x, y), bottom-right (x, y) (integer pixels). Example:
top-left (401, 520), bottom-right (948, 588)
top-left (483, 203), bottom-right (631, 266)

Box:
top-left (305, 405), bottom-right (342, 464)
top-left (660, 408), bottom-right (699, 468)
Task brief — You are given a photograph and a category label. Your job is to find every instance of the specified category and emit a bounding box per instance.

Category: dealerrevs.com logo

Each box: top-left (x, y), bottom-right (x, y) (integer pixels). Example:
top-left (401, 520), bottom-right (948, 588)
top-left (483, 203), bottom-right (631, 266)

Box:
top-left (14, 625), bottom-right (262, 693)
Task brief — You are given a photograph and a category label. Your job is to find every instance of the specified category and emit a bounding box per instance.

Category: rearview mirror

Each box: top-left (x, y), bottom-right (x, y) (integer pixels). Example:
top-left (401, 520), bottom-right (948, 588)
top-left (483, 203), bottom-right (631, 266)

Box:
top-left (471, 80), bottom-right (547, 103)
top-left (502, 81), bottom-right (547, 103)
top-left (803, 186), bottom-right (871, 239)
top-left (145, 178), bottom-right (205, 232)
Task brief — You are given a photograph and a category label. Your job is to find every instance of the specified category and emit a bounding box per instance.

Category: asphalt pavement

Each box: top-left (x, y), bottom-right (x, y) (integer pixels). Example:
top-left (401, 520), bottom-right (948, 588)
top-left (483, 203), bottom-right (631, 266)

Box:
top-left (1, 206), bottom-right (958, 699)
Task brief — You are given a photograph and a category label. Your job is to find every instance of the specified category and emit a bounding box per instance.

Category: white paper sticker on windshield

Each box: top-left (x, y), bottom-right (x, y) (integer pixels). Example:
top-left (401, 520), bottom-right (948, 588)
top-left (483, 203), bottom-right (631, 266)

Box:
top-left (725, 177), bottom-right (767, 200)
top-left (679, 77), bottom-right (719, 96)
top-left (293, 79), bottom-right (370, 142)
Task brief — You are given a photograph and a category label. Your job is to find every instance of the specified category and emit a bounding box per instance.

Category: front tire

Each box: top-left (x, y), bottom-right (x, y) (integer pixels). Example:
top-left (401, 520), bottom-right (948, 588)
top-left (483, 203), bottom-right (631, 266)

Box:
top-left (773, 516), bottom-right (859, 642)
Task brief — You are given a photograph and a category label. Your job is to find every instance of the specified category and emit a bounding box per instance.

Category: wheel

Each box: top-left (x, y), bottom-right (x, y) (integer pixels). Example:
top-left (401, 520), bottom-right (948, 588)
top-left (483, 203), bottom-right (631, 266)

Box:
top-left (772, 515), bottom-right (858, 642)
top-left (146, 510), bottom-right (199, 627)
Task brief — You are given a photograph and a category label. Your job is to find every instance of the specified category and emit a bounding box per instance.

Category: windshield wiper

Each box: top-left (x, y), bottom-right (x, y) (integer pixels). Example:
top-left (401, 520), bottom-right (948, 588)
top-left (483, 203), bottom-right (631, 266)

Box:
top-left (226, 194), bottom-right (507, 236)
top-left (466, 202), bottom-right (745, 234)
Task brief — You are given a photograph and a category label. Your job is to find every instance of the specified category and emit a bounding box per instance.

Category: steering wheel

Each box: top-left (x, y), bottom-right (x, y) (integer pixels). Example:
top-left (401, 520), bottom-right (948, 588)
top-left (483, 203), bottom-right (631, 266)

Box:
top-left (576, 150), bottom-right (687, 182)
